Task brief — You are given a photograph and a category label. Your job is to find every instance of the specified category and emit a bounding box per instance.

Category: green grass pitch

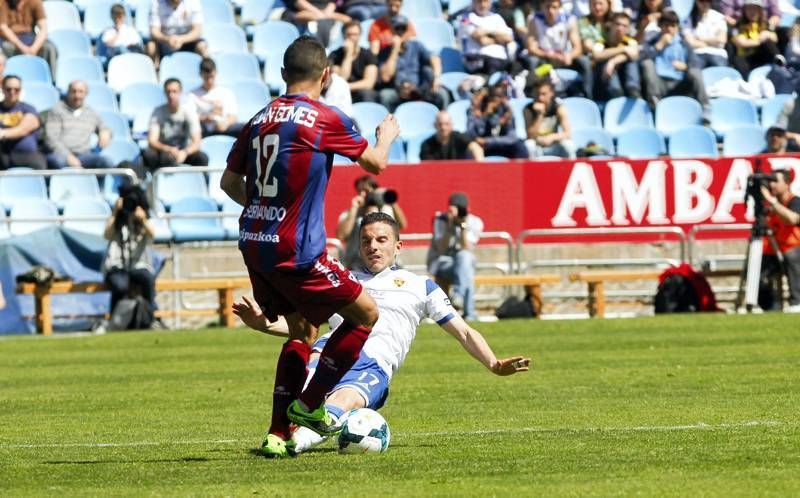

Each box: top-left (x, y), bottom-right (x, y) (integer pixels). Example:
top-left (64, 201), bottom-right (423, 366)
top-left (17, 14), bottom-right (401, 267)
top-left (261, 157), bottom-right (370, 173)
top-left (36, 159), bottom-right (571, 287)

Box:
top-left (1, 313), bottom-right (799, 497)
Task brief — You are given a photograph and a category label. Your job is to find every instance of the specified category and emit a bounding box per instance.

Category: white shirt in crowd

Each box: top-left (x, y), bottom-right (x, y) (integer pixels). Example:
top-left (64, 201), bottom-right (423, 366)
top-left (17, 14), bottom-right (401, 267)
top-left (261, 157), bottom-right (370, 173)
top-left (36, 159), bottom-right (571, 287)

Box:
top-left (684, 8), bottom-right (728, 58)
top-left (150, 0), bottom-right (204, 36)
top-left (101, 24), bottom-right (143, 47)
top-left (458, 10), bottom-right (515, 62)
top-left (187, 85), bottom-right (238, 123)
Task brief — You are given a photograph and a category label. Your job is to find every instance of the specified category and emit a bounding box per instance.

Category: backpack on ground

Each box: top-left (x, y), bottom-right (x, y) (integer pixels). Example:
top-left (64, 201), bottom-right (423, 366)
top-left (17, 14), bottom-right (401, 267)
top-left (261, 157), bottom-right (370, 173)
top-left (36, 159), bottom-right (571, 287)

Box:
top-left (108, 296), bottom-right (153, 330)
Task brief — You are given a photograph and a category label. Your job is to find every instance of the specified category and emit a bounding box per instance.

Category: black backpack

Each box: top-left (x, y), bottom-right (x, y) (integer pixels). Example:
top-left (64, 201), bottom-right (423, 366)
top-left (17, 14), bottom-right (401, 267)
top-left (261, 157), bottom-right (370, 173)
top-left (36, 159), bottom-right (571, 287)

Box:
top-left (495, 294), bottom-right (536, 319)
top-left (109, 296), bottom-right (153, 330)
top-left (654, 274), bottom-right (699, 313)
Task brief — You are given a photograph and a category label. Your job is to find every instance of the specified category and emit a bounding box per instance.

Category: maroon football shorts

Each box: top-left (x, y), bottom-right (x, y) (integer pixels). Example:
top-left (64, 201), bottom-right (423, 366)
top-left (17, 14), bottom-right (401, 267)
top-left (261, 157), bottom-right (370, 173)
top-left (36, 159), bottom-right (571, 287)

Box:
top-left (247, 252), bottom-right (363, 327)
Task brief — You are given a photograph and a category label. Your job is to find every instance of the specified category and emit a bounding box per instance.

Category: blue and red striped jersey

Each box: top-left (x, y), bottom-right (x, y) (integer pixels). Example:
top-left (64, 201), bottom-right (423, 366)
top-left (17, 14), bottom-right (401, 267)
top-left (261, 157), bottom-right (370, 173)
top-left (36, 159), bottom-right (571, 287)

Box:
top-left (226, 94), bottom-right (368, 271)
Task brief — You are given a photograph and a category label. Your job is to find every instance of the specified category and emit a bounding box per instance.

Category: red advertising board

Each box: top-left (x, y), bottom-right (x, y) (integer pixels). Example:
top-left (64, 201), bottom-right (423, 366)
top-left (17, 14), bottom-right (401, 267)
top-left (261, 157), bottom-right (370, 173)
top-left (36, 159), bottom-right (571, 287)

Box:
top-left (324, 155), bottom-right (800, 244)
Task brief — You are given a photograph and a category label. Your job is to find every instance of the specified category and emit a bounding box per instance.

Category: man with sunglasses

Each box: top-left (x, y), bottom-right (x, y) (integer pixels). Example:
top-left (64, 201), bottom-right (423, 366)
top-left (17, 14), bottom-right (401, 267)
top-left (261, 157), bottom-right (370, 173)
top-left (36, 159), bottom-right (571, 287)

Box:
top-left (0, 75), bottom-right (45, 170)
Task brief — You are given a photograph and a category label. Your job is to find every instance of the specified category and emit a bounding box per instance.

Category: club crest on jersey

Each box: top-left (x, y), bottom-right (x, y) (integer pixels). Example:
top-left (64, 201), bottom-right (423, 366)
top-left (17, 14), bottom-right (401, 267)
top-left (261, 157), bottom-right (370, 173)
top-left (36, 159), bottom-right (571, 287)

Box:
top-left (393, 278), bottom-right (405, 288)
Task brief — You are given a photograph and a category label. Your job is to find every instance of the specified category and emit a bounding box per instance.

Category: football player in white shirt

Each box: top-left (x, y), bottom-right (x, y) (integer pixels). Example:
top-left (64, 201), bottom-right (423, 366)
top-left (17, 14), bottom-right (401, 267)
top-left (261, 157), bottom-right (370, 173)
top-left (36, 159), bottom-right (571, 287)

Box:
top-left (233, 211), bottom-right (530, 457)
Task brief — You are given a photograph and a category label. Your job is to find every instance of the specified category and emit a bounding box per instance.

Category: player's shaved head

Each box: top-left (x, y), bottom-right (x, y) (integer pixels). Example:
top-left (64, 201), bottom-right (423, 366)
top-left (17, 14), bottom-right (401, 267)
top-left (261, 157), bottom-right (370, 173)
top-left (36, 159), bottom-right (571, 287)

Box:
top-left (283, 36), bottom-right (329, 85)
top-left (360, 212), bottom-right (400, 241)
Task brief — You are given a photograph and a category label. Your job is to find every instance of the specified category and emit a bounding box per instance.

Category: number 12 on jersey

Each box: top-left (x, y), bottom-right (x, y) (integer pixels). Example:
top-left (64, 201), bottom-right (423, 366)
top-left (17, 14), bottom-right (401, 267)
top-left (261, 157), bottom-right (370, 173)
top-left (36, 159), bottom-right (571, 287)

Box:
top-left (252, 134), bottom-right (279, 198)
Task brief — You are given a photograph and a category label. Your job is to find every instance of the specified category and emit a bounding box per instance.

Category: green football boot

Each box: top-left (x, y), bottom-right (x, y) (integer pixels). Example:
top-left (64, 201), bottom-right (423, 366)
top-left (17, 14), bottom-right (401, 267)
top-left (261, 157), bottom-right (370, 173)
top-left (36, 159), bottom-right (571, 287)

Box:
top-left (286, 400), bottom-right (340, 436)
top-left (259, 433), bottom-right (296, 459)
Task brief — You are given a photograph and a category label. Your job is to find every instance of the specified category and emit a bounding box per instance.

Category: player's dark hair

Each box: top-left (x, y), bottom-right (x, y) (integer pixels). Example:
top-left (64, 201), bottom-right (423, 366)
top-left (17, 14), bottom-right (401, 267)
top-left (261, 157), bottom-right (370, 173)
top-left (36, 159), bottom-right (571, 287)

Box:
top-left (360, 212), bottom-right (400, 241)
top-left (283, 36), bottom-right (328, 85)
top-left (163, 77), bottom-right (182, 90)
top-left (773, 169), bottom-right (794, 184)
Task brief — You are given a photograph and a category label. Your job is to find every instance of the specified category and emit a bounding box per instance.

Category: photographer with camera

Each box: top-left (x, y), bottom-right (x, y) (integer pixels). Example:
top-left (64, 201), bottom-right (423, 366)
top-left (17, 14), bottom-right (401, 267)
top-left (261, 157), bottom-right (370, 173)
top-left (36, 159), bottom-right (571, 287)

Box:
top-left (101, 184), bottom-right (158, 330)
top-left (758, 169), bottom-right (800, 312)
top-left (337, 175), bottom-right (407, 269)
top-left (427, 192), bottom-right (484, 321)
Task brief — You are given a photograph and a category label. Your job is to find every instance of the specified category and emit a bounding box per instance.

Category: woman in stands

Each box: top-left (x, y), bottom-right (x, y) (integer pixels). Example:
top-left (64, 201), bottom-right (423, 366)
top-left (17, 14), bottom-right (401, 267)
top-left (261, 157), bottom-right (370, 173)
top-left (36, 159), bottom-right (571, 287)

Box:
top-left (683, 0), bottom-right (728, 69)
top-left (731, 0), bottom-right (779, 79)
top-left (635, 0), bottom-right (668, 43)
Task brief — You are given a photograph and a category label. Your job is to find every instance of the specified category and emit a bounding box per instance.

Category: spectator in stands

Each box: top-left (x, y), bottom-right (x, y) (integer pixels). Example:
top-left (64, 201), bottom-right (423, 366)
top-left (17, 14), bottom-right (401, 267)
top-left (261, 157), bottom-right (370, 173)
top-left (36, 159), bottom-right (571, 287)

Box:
top-left (0, 0), bottom-right (56, 73)
top-left (420, 110), bottom-right (485, 161)
top-left (763, 125), bottom-right (798, 153)
top-left (636, 0), bottom-right (667, 43)
top-left (720, 0), bottom-right (780, 29)
top-left (322, 73), bottom-right (354, 115)
top-left (188, 58), bottom-right (239, 137)
top-left (459, 0), bottom-right (515, 76)
top-left (427, 191), bottom-right (484, 321)
top-left (342, 0), bottom-right (387, 21)
top-left (377, 14), bottom-right (447, 111)
top-left (731, 0), bottom-right (779, 79)
top-left (564, 0), bottom-right (624, 18)
top-left (369, 0), bottom-right (416, 55)
top-left (495, 0), bottom-right (528, 47)
top-left (592, 12), bottom-right (641, 100)
top-left (142, 78), bottom-right (208, 171)
top-left (330, 20), bottom-right (379, 103)
top-left (758, 169), bottom-right (800, 312)
top-left (640, 10), bottom-right (710, 110)
top-left (682, 0), bottom-right (728, 69)
top-left (467, 84), bottom-right (527, 159)
top-left (579, 0), bottom-right (612, 58)
top-left (148, 0), bottom-right (207, 65)
top-left (527, 0), bottom-right (593, 97)
top-left (100, 3), bottom-right (145, 59)
top-left (0, 75), bottom-right (45, 170)
top-left (281, 0), bottom-right (351, 47)
top-left (523, 79), bottom-right (574, 158)
top-left (45, 80), bottom-right (113, 170)
top-left (775, 94), bottom-right (800, 147)
top-left (337, 175), bottom-right (407, 269)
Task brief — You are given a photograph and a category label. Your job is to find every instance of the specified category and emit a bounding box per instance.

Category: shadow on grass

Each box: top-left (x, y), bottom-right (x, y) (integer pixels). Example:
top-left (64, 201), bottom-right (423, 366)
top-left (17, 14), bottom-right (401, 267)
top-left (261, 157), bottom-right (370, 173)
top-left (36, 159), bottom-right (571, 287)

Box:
top-left (43, 456), bottom-right (227, 465)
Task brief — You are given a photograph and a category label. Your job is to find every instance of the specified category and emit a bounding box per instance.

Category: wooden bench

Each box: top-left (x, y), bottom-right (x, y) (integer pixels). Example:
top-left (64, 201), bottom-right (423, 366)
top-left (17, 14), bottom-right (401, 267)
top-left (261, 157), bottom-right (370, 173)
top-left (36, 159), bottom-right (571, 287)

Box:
top-left (469, 274), bottom-right (562, 317)
top-left (17, 277), bottom-right (252, 335)
top-left (568, 269), bottom-right (741, 318)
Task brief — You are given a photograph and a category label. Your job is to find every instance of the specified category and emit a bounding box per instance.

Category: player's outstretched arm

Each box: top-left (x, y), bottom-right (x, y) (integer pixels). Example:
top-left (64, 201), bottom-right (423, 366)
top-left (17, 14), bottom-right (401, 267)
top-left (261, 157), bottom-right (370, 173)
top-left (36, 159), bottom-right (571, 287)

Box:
top-left (440, 315), bottom-right (531, 376)
top-left (357, 114), bottom-right (401, 174)
top-left (232, 296), bottom-right (289, 337)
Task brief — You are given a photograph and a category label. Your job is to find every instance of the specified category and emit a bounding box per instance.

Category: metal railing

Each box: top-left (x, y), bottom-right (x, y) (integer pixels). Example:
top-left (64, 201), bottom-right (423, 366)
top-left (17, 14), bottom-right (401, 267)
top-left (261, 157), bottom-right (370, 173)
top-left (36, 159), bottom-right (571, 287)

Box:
top-left (687, 223), bottom-right (750, 267)
top-left (400, 231), bottom-right (515, 275)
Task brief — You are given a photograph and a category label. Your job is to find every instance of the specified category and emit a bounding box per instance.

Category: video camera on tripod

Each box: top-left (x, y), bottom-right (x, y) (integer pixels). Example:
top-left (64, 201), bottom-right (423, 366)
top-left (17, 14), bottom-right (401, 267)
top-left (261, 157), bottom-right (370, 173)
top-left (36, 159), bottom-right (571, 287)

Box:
top-left (744, 170), bottom-right (777, 216)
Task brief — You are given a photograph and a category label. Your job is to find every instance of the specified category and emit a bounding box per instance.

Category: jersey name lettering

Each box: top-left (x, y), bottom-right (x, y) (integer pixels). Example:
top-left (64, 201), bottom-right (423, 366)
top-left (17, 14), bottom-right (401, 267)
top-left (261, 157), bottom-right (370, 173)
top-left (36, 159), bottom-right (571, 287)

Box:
top-left (263, 105), bottom-right (318, 127)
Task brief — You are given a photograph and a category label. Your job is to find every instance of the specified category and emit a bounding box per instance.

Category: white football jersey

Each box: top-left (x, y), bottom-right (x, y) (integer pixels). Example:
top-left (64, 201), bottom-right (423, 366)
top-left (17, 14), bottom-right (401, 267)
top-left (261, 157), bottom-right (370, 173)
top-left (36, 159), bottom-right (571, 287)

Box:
top-left (324, 266), bottom-right (457, 379)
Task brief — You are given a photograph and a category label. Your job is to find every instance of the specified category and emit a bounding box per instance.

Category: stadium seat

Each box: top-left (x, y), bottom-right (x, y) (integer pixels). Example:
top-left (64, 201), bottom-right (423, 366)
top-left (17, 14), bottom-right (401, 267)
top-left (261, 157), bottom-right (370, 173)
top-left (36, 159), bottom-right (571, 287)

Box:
top-left (85, 81), bottom-right (119, 113)
top-left (119, 82), bottom-right (166, 122)
top-left (101, 139), bottom-right (141, 166)
top-left (107, 53), bottom-right (158, 93)
top-left (201, 0), bottom-right (235, 25)
top-left (446, 99), bottom-right (470, 132)
top-left (570, 127), bottom-right (615, 154)
top-left (201, 135), bottom-right (236, 166)
top-left (133, 0), bottom-right (151, 41)
top-left (400, 0), bottom-right (443, 19)
top-left (213, 52), bottom-right (261, 85)
top-left (448, 0), bottom-right (473, 18)
top-left (0, 203), bottom-right (9, 239)
top-left (252, 21), bottom-right (300, 62)
top-left (9, 199), bottom-right (59, 236)
top-left (702, 66), bottom-right (742, 89)
top-left (404, 133), bottom-right (429, 164)
top-left (204, 23), bottom-right (249, 54)
top-left (84, 0), bottom-right (133, 38)
top-left (747, 64), bottom-right (772, 85)
top-left (761, 94), bottom-right (793, 129)
top-left (394, 101), bottom-right (439, 139)
top-left (263, 53), bottom-right (287, 94)
top-left (554, 68), bottom-right (582, 90)
top-left (668, 125), bottom-right (719, 159)
top-left (710, 97), bottom-right (758, 137)
top-left (655, 96), bottom-right (703, 135)
top-left (150, 199), bottom-right (173, 242)
top-left (240, 0), bottom-right (275, 28)
top-left (100, 111), bottom-right (132, 141)
top-left (159, 52), bottom-right (203, 87)
top-left (155, 170), bottom-right (209, 209)
top-left (0, 174), bottom-right (47, 212)
top-left (439, 72), bottom-right (470, 102)
top-left (671, 0), bottom-right (694, 20)
top-left (722, 125), bottom-right (767, 156)
top-left (62, 198), bottom-right (111, 236)
top-left (415, 19), bottom-right (455, 53)
top-left (484, 155), bottom-right (510, 161)
top-left (49, 174), bottom-right (103, 210)
top-left (352, 102), bottom-right (389, 135)
top-left (603, 97), bottom-right (654, 137)
top-left (562, 97), bottom-right (602, 130)
top-left (49, 30), bottom-right (92, 57)
top-left (508, 97), bottom-right (533, 140)
top-left (229, 80), bottom-right (271, 122)
top-left (6, 55), bottom-right (52, 85)
top-left (208, 169), bottom-right (226, 206)
top-left (43, 1), bottom-right (82, 33)
top-left (55, 55), bottom-right (105, 93)
top-left (220, 195), bottom-right (241, 239)
top-left (169, 196), bottom-right (227, 242)
top-left (616, 127), bottom-right (665, 159)
top-left (23, 82), bottom-right (60, 113)
top-left (440, 47), bottom-right (467, 73)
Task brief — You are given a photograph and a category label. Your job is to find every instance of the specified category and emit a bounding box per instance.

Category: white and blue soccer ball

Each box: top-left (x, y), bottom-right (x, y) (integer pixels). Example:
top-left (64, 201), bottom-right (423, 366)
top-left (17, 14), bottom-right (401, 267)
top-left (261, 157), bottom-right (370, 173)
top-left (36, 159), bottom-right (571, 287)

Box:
top-left (337, 408), bottom-right (391, 454)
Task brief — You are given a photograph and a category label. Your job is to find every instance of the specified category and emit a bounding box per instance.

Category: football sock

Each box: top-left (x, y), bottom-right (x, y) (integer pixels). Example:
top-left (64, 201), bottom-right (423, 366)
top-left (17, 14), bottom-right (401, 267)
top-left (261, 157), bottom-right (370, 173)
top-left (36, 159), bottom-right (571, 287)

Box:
top-left (299, 322), bottom-right (371, 409)
top-left (326, 403), bottom-right (345, 421)
top-left (292, 426), bottom-right (327, 453)
top-left (269, 340), bottom-right (311, 440)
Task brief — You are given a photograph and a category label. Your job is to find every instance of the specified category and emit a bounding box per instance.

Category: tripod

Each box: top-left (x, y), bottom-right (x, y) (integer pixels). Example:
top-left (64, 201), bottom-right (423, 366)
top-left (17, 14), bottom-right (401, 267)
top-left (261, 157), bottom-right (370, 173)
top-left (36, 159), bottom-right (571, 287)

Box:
top-left (734, 212), bottom-right (784, 313)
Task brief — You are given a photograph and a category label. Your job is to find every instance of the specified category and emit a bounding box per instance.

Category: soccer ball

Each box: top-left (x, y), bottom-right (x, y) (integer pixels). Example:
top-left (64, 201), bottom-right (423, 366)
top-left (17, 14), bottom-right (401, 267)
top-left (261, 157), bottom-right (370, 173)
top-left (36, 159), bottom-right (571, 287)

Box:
top-left (337, 408), bottom-right (391, 454)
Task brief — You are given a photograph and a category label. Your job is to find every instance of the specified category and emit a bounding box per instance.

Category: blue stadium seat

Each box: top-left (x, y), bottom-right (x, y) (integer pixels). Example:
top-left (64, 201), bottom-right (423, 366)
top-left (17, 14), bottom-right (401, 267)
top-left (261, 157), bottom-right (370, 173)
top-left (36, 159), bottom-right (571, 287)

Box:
top-left (702, 66), bottom-right (742, 89)
top-left (671, 0), bottom-right (694, 21)
top-left (562, 97), bottom-right (602, 130)
top-left (722, 125), bottom-right (767, 156)
top-left (150, 199), bottom-right (173, 243)
top-left (101, 139), bottom-right (141, 166)
top-left (748, 64), bottom-right (772, 85)
top-left (9, 199), bottom-right (59, 236)
top-left (86, 81), bottom-right (119, 113)
top-left (229, 80), bottom-right (271, 122)
top-left (508, 97), bottom-right (533, 140)
top-left (0, 203), bottom-right (9, 239)
top-left (62, 198), bottom-right (111, 236)
top-left (156, 171), bottom-right (209, 209)
top-left (400, 0), bottom-right (443, 19)
top-left (710, 97), bottom-right (758, 137)
top-left (446, 99), bottom-right (470, 132)
top-left (23, 82), bottom-right (60, 113)
top-left (205, 23), bottom-right (249, 54)
top-left (394, 101), bottom-right (439, 139)
top-left (201, 135), bottom-right (236, 166)
top-left (655, 96), bottom-right (703, 135)
top-left (84, 0), bottom-right (133, 39)
top-left (252, 21), bottom-right (300, 62)
top-left (415, 19), bottom-right (455, 53)
top-left (220, 195), bottom-right (242, 239)
top-left (43, 1), bottom-right (82, 33)
top-left (100, 111), bottom-right (132, 141)
top-left (448, 0), bottom-right (472, 18)
top-left (208, 169), bottom-right (226, 206)
top-left (169, 196), bottom-right (227, 242)
top-left (484, 155), bottom-right (510, 161)
top-left (201, 0), bottom-right (235, 25)
top-left (49, 174), bottom-right (103, 210)
top-left (761, 94), bottom-right (793, 129)
top-left (0, 174), bottom-right (47, 212)
top-left (405, 133), bottom-right (430, 164)
top-left (668, 125), bottom-right (719, 159)
top-left (159, 52), bottom-right (203, 87)
top-left (554, 68), bottom-right (582, 90)
top-left (213, 52), bottom-right (261, 85)
top-left (263, 53), bottom-right (287, 94)
top-left (241, 0), bottom-right (275, 28)
top-left (119, 82), bottom-right (166, 122)
top-left (570, 127), bottom-right (615, 154)
top-left (352, 102), bottom-right (389, 135)
top-left (603, 97), bottom-right (654, 137)
top-left (440, 47), bottom-right (466, 73)
top-left (439, 71), bottom-right (470, 101)
top-left (55, 55), bottom-right (105, 93)
top-left (133, 0), bottom-right (151, 41)
top-left (6, 55), bottom-right (52, 85)
top-left (107, 53), bottom-right (158, 93)
top-left (616, 127), bottom-right (665, 159)
top-left (49, 29), bottom-right (92, 57)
